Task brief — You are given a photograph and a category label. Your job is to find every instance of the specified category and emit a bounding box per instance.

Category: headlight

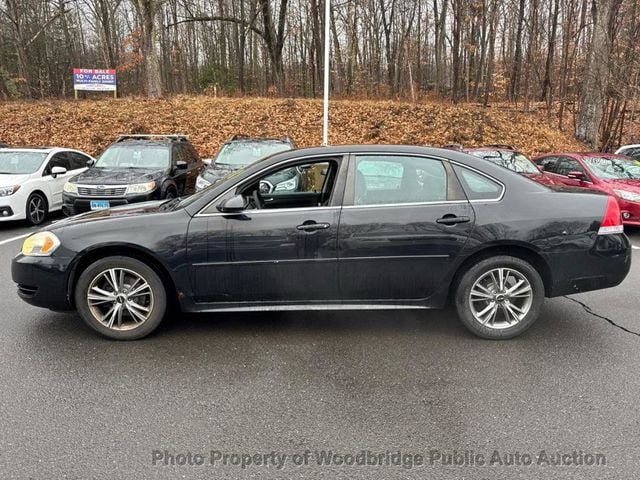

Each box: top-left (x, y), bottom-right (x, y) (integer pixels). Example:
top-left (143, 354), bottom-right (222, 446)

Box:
top-left (613, 189), bottom-right (640, 202)
top-left (196, 176), bottom-right (211, 191)
top-left (63, 182), bottom-right (78, 194)
top-left (274, 176), bottom-right (299, 192)
top-left (125, 181), bottom-right (156, 195)
top-left (0, 185), bottom-right (20, 197)
top-left (21, 231), bottom-right (61, 257)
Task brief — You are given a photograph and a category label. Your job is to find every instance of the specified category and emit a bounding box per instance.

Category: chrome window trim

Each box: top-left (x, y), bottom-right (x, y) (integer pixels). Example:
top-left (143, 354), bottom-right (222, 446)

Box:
top-left (195, 205), bottom-right (341, 218)
top-left (194, 151), bottom-right (506, 217)
top-left (195, 153), bottom-right (344, 217)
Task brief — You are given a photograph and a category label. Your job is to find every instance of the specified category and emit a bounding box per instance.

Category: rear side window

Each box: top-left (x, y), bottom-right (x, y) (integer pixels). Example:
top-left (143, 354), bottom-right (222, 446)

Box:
top-left (453, 166), bottom-right (503, 201)
top-left (353, 155), bottom-right (451, 206)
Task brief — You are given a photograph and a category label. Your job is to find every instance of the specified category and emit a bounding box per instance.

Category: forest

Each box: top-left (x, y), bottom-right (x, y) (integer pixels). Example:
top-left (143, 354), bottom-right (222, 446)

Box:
top-left (0, 0), bottom-right (639, 150)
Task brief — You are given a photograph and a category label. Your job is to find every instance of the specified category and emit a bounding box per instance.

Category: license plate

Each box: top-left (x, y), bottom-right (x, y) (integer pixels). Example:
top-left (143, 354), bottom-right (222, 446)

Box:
top-left (90, 200), bottom-right (110, 210)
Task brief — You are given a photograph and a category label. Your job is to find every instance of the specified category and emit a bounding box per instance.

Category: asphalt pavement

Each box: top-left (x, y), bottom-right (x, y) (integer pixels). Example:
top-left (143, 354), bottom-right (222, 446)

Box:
top-left (1, 215), bottom-right (639, 479)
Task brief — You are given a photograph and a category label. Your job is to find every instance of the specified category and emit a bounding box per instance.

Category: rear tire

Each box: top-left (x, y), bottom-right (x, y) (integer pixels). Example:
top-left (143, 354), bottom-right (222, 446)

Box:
top-left (26, 192), bottom-right (48, 226)
top-left (74, 256), bottom-right (167, 340)
top-left (454, 255), bottom-right (544, 339)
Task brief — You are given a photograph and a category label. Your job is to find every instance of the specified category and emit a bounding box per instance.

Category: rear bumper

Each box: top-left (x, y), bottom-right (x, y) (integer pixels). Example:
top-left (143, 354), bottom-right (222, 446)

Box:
top-left (547, 233), bottom-right (631, 296)
top-left (11, 254), bottom-right (73, 311)
top-left (63, 191), bottom-right (160, 216)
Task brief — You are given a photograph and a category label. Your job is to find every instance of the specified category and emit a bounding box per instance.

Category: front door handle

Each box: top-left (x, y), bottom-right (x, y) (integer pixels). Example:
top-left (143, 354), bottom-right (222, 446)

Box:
top-left (296, 222), bottom-right (330, 232)
top-left (436, 215), bottom-right (471, 226)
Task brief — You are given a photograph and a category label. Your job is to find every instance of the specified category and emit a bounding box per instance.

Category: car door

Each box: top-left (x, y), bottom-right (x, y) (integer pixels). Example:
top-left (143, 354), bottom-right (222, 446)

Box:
top-left (337, 153), bottom-right (476, 301)
top-left (42, 152), bottom-right (72, 210)
top-left (187, 155), bottom-right (347, 304)
top-left (170, 144), bottom-right (190, 195)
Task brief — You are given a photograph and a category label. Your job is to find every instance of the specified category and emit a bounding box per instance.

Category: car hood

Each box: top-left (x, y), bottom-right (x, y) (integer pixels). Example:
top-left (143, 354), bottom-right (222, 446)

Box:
top-left (70, 168), bottom-right (166, 185)
top-left (51, 200), bottom-right (169, 229)
top-left (0, 173), bottom-right (32, 187)
top-left (200, 163), bottom-right (242, 184)
top-left (600, 178), bottom-right (640, 192)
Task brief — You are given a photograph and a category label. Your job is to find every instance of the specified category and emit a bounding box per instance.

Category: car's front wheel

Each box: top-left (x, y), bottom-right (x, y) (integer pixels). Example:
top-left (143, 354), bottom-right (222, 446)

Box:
top-left (26, 192), bottom-right (48, 226)
top-left (454, 255), bottom-right (544, 339)
top-left (75, 256), bottom-right (167, 340)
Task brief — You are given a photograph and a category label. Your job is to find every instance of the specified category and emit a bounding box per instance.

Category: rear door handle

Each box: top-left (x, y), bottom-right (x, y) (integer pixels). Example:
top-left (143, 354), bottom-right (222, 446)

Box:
top-left (436, 215), bottom-right (471, 226)
top-left (296, 222), bottom-right (330, 232)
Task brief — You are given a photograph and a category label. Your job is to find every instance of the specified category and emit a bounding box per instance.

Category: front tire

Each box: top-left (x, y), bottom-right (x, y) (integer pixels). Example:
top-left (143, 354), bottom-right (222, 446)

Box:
top-left (26, 192), bottom-right (48, 226)
top-left (74, 256), bottom-right (167, 340)
top-left (454, 255), bottom-right (544, 339)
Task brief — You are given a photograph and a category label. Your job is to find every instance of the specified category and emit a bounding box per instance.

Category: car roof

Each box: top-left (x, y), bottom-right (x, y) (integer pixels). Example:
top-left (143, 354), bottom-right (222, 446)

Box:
top-left (0, 147), bottom-right (59, 153)
top-left (225, 136), bottom-right (294, 146)
top-left (617, 144), bottom-right (640, 150)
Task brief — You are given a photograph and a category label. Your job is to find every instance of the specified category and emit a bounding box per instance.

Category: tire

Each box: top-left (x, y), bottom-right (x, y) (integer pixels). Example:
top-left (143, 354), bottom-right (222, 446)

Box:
top-left (26, 192), bottom-right (48, 226)
top-left (74, 256), bottom-right (167, 340)
top-left (454, 255), bottom-right (544, 339)
top-left (164, 188), bottom-right (176, 200)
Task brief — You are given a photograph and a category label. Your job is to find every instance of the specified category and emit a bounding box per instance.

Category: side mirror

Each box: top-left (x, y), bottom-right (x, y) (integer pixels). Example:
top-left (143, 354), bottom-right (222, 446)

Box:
top-left (567, 171), bottom-right (586, 181)
top-left (202, 158), bottom-right (213, 167)
top-left (217, 194), bottom-right (246, 213)
top-left (87, 158), bottom-right (96, 167)
top-left (51, 166), bottom-right (67, 178)
top-left (175, 160), bottom-right (188, 170)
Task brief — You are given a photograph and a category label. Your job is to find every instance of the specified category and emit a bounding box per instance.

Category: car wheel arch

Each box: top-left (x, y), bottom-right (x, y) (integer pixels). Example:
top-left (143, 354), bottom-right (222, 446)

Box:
top-left (66, 244), bottom-right (179, 310)
top-left (449, 243), bottom-right (553, 299)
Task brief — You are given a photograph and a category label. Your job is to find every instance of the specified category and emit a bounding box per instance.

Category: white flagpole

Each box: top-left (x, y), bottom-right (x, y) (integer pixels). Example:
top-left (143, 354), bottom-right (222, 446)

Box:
top-left (322, 0), bottom-right (330, 146)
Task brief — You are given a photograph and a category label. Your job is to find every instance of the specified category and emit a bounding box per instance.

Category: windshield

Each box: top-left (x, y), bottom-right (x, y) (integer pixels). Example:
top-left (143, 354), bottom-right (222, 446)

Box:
top-left (468, 150), bottom-right (539, 174)
top-left (0, 151), bottom-right (47, 174)
top-left (583, 156), bottom-right (640, 180)
top-left (95, 145), bottom-right (170, 169)
top-left (214, 142), bottom-right (291, 167)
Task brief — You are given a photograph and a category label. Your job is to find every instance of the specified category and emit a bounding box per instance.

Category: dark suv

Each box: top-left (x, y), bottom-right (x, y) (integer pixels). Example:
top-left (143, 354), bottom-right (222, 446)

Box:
top-left (196, 135), bottom-right (295, 191)
top-left (62, 134), bottom-right (203, 215)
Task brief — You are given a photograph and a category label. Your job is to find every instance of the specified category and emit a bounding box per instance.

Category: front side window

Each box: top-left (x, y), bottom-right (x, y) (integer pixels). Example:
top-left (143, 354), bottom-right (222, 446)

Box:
top-left (536, 156), bottom-right (558, 173)
top-left (354, 155), bottom-right (449, 206)
top-left (0, 152), bottom-right (47, 174)
top-left (69, 152), bottom-right (91, 170)
top-left (95, 145), bottom-right (170, 169)
top-left (556, 158), bottom-right (587, 178)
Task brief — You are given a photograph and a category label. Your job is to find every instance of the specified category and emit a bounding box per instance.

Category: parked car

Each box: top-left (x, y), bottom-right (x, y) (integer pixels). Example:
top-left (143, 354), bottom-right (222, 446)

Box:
top-left (13, 145), bottom-right (630, 341)
top-left (196, 135), bottom-right (295, 192)
top-left (533, 152), bottom-right (640, 225)
top-left (62, 134), bottom-right (203, 216)
top-left (0, 147), bottom-right (95, 225)
top-left (463, 145), bottom-right (563, 187)
top-left (615, 144), bottom-right (640, 160)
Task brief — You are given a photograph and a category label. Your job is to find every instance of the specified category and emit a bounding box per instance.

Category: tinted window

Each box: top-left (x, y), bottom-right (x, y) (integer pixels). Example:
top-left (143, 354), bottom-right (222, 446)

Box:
top-left (454, 166), bottom-right (503, 200)
top-left (354, 155), bottom-right (449, 206)
top-left (69, 152), bottom-right (91, 170)
top-left (536, 156), bottom-right (558, 173)
top-left (556, 158), bottom-right (585, 177)
top-left (47, 153), bottom-right (71, 173)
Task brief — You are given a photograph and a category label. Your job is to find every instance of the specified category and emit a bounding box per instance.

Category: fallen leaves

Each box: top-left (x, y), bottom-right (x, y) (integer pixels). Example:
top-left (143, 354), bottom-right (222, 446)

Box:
top-left (0, 96), bottom-right (586, 158)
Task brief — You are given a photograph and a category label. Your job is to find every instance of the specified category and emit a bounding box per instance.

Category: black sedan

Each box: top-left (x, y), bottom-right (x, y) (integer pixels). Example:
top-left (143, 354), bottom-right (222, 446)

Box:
top-left (12, 145), bottom-right (631, 340)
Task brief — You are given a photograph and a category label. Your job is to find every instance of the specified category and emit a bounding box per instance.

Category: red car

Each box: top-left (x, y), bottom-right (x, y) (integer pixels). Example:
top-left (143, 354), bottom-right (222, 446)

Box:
top-left (462, 146), bottom-right (563, 187)
top-left (533, 152), bottom-right (640, 225)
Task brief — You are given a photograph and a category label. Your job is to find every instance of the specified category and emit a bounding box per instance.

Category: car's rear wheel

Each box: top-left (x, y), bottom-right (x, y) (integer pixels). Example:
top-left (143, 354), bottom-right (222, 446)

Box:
top-left (26, 192), bottom-right (47, 226)
top-left (74, 256), bottom-right (167, 340)
top-left (454, 255), bottom-right (544, 339)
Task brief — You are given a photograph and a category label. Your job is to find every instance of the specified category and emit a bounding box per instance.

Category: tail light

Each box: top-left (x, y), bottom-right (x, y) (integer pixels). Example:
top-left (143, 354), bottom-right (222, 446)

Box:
top-left (598, 196), bottom-right (624, 235)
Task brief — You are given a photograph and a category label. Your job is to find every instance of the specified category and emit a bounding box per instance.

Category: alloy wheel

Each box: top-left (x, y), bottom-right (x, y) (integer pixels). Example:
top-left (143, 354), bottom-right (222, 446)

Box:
top-left (87, 268), bottom-right (154, 331)
top-left (28, 196), bottom-right (45, 224)
top-left (468, 267), bottom-right (533, 329)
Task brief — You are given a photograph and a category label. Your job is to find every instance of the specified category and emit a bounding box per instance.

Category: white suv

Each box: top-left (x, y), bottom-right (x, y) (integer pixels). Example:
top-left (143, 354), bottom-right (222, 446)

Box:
top-left (0, 147), bottom-right (96, 225)
top-left (615, 144), bottom-right (640, 160)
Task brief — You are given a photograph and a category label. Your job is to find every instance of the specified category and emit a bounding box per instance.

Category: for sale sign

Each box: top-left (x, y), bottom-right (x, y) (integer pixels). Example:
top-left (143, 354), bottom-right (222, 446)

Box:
top-left (73, 68), bottom-right (117, 92)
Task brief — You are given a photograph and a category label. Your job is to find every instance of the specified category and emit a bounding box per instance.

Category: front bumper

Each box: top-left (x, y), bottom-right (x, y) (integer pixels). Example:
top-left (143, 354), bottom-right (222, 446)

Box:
top-left (63, 191), bottom-right (160, 216)
top-left (617, 198), bottom-right (640, 225)
top-left (12, 254), bottom-right (74, 311)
